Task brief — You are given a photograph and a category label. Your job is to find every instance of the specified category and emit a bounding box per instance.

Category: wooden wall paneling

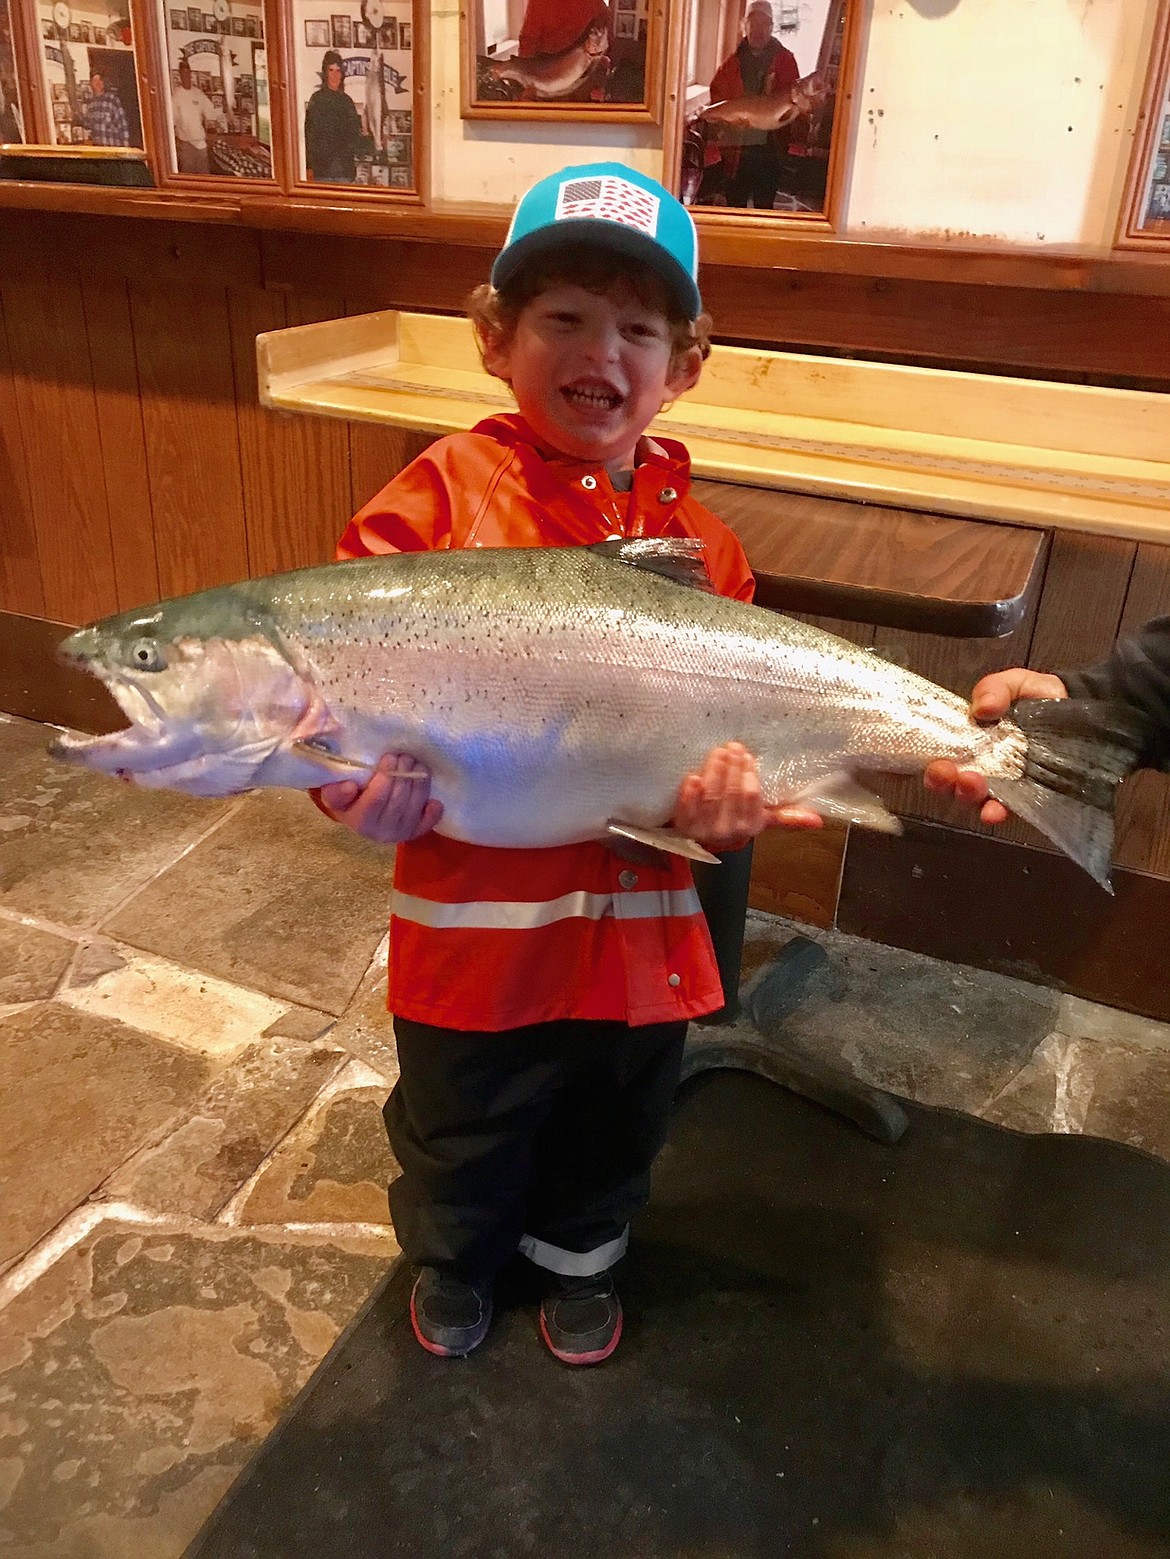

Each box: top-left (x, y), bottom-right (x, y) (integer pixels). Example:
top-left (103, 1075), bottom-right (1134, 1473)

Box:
top-left (1111, 543), bottom-right (1170, 876)
top-left (346, 423), bottom-right (438, 524)
top-left (748, 821), bottom-right (849, 929)
top-left (787, 613), bottom-right (876, 649)
top-left (837, 820), bottom-right (1170, 1024)
top-left (260, 233), bottom-right (495, 316)
top-left (702, 269), bottom-right (1170, 384)
top-left (6, 0), bottom-right (48, 144)
top-left (0, 288), bottom-right (44, 616)
top-left (343, 302), bottom-right (438, 520)
top-left (1025, 531), bottom-right (1136, 672)
top-left (228, 287), bottom-right (354, 577)
top-left (1, 275), bottom-right (120, 624)
top-left (81, 277), bottom-right (161, 613)
top-left (129, 283), bottom-right (250, 597)
top-left (0, 212), bottom-right (263, 293)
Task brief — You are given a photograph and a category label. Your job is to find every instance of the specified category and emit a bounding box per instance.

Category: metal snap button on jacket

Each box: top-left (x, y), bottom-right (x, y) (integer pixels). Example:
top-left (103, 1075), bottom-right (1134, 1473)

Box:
top-left (657, 486), bottom-right (678, 504)
top-left (618, 869), bottom-right (638, 890)
top-left (581, 475), bottom-right (598, 490)
top-left (667, 973), bottom-right (681, 987)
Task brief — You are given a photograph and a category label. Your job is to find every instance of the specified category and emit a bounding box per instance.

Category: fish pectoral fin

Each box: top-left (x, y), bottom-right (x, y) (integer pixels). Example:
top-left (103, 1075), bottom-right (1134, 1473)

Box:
top-left (785, 774), bottom-right (903, 834)
top-left (606, 821), bottom-right (721, 865)
top-left (288, 739), bottom-right (372, 777)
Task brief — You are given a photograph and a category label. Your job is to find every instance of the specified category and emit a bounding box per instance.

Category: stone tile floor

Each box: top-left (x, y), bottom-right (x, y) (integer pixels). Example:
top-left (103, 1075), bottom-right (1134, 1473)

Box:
top-left (2, 710), bottom-right (1170, 1557)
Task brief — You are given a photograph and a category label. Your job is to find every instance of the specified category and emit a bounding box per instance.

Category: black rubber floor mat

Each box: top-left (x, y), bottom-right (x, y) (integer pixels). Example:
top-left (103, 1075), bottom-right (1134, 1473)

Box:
top-left (186, 1073), bottom-right (1170, 1559)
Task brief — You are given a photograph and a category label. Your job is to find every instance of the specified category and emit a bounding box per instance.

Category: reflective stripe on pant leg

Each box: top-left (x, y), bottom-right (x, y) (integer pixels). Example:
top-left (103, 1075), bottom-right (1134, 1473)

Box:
top-left (518, 1227), bottom-right (629, 1278)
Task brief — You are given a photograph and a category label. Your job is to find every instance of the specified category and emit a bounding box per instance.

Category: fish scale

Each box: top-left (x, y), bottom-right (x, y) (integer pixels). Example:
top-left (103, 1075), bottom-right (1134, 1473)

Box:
top-left (49, 539), bottom-right (1142, 885)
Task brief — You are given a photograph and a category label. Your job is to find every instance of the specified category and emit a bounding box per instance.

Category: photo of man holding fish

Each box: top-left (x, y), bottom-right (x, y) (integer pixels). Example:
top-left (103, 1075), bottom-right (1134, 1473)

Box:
top-left (464, 0), bottom-right (659, 119)
top-left (680, 0), bottom-right (847, 215)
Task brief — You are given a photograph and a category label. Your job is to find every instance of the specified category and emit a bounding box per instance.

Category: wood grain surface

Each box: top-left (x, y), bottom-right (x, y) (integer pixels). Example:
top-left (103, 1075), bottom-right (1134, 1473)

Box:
top-left (693, 482), bottom-right (1046, 635)
top-left (130, 283), bottom-right (250, 597)
top-left (82, 279), bottom-right (161, 613)
top-left (2, 274), bottom-right (119, 624)
top-left (0, 291), bottom-right (42, 617)
top-left (229, 288), bottom-right (353, 577)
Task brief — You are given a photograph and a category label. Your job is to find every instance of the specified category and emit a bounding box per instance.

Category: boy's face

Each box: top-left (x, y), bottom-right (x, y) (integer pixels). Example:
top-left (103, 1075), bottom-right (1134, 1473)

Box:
top-left (482, 281), bottom-right (701, 477)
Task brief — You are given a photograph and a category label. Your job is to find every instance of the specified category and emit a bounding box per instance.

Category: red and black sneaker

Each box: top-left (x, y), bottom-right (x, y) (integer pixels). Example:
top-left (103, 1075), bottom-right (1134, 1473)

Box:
top-left (539, 1270), bottom-right (622, 1366)
top-left (410, 1268), bottom-right (492, 1358)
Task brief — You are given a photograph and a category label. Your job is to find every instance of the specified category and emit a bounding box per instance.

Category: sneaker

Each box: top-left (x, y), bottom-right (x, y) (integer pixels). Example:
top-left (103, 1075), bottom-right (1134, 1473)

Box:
top-left (539, 1270), bottom-right (623, 1365)
top-left (409, 1268), bottom-right (492, 1357)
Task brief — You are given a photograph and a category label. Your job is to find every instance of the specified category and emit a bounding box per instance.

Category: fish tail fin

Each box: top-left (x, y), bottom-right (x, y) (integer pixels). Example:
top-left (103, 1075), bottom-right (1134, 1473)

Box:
top-left (984, 698), bottom-right (1147, 891)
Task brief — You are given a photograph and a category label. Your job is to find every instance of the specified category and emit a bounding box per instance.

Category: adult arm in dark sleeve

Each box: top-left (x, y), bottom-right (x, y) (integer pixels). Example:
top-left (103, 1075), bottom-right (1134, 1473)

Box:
top-left (1060, 616), bottom-right (1170, 772)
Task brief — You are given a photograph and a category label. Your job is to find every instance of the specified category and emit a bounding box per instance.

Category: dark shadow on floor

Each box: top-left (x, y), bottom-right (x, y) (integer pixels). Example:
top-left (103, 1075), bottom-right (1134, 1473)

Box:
top-left (185, 1073), bottom-right (1170, 1559)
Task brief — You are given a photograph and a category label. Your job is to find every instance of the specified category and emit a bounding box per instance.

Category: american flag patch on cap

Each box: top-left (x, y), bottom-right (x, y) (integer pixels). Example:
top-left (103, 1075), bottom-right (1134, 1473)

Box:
top-left (554, 175), bottom-right (660, 238)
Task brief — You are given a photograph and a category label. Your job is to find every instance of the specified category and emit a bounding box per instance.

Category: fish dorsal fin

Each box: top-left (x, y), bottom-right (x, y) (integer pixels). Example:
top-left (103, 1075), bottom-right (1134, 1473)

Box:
top-left (590, 538), bottom-right (714, 593)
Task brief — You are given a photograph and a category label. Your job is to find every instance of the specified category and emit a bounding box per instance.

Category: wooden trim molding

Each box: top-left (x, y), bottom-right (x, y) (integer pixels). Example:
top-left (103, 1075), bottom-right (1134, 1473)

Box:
top-left (1, 175), bottom-right (1170, 297)
top-left (0, 611), bottom-right (124, 733)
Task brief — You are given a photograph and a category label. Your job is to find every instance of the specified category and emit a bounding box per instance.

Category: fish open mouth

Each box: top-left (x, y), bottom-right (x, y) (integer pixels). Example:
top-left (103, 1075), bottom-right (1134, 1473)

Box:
top-left (47, 671), bottom-right (199, 777)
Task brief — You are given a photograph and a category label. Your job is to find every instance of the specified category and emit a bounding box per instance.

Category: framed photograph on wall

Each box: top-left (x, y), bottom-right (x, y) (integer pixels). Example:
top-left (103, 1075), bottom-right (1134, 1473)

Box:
top-left (1119, 0), bottom-right (1170, 246)
top-left (32, 0), bottom-right (147, 149)
top-left (1, 0), bottom-right (26, 142)
top-left (150, 0), bottom-right (273, 181)
top-left (461, 0), bottom-right (666, 122)
top-left (669, 0), bottom-right (860, 227)
top-left (284, 0), bottom-right (423, 198)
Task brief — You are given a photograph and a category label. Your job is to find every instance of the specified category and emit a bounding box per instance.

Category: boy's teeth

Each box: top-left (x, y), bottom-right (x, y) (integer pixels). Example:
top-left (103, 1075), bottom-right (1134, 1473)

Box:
top-left (564, 386), bottom-right (620, 409)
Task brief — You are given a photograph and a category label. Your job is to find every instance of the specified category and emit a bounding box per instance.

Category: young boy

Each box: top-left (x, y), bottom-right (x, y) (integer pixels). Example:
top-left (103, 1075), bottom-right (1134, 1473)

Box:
top-left (316, 162), bottom-right (817, 1365)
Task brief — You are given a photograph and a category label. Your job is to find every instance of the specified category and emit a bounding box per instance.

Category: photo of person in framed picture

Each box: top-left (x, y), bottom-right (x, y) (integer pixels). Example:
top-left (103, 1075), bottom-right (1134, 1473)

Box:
top-left (304, 46), bottom-right (363, 181)
top-left (679, 0), bottom-right (843, 216)
top-left (0, 2), bottom-right (23, 143)
top-left (467, 0), bottom-right (655, 115)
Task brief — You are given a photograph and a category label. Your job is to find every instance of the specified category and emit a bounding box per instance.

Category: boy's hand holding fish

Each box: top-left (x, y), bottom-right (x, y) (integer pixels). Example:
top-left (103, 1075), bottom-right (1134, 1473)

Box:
top-left (318, 751), bottom-right (444, 843)
top-left (672, 741), bottom-right (823, 852)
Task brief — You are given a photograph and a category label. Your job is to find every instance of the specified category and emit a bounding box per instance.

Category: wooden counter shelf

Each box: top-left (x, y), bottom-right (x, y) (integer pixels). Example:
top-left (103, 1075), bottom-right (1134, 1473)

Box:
top-left (257, 308), bottom-right (1061, 637)
top-left (257, 309), bottom-right (1170, 545)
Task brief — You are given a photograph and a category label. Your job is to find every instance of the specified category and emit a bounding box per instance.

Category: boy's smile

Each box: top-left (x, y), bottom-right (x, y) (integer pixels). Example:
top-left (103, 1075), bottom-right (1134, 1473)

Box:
top-left (483, 283), bottom-right (701, 479)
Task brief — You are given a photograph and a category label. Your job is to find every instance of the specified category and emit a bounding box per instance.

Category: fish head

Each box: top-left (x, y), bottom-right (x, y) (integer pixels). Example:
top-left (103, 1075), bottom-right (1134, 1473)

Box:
top-left (49, 592), bottom-right (319, 797)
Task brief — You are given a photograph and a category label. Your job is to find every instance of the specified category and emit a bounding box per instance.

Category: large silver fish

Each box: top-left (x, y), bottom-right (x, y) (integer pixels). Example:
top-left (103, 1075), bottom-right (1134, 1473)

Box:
top-left (480, 25), bottom-right (609, 100)
top-left (219, 34), bottom-right (236, 116)
top-left (49, 539), bottom-right (1141, 884)
top-left (365, 43), bottom-right (386, 152)
top-left (701, 70), bottom-right (830, 134)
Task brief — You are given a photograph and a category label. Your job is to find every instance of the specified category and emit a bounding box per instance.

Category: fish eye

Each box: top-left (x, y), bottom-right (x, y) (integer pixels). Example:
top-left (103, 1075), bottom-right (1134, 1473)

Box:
top-left (128, 638), bottom-right (165, 672)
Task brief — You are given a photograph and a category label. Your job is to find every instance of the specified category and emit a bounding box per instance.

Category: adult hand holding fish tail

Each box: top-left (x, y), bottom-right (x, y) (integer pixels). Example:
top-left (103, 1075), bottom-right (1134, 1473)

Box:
top-left (926, 617), bottom-right (1170, 828)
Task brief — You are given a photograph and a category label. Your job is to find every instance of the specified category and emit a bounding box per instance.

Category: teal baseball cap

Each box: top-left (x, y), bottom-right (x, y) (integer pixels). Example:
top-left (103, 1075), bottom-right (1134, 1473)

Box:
top-left (491, 162), bottom-right (701, 320)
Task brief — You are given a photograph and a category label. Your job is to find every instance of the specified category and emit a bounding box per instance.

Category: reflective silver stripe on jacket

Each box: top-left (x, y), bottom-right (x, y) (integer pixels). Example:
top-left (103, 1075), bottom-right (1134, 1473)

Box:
top-left (391, 886), bottom-right (702, 931)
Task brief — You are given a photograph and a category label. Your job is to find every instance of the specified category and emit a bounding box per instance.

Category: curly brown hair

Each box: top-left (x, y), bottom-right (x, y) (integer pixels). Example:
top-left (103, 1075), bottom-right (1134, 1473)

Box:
top-left (466, 243), bottom-right (712, 379)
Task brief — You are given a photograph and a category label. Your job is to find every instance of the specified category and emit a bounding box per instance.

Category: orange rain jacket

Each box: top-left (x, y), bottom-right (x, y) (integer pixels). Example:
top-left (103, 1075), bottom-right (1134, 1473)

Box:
top-left (336, 413), bottom-right (756, 1033)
